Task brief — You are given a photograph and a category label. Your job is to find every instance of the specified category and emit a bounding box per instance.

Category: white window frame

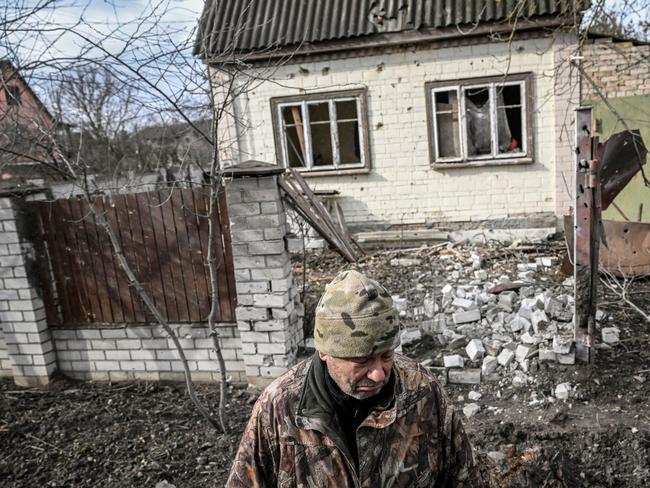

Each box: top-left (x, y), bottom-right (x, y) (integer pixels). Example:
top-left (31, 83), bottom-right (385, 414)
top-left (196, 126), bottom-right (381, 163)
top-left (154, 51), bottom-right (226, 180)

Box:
top-left (427, 75), bottom-right (531, 165)
top-left (271, 90), bottom-right (370, 174)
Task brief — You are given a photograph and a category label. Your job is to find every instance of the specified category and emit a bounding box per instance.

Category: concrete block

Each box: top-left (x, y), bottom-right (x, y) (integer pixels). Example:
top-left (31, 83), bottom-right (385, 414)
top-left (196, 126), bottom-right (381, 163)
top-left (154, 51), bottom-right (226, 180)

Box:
top-left (115, 339), bottom-right (142, 350)
top-left (105, 350), bottom-right (131, 360)
top-left (552, 335), bottom-right (573, 354)
top-left (252, 292), bottom-right (290, 309)
top-left (249, 240), bottom-right (285, 255)
top-left (236, 281), bottom-right (270, 294)
top-left (497, 348), bottom-right (515, 367)
top-left (250, 265), bottom-right (291, 281)
top-left (483, 339), bottom-right (502, 356)
top-left (509, 315), bottom-right (531, 333)
top-left (498, 291), bottom-right (517, 311)
top-left (538, 345), bottom-right (556, 363)
top-left (453, 309), bottom-right (480, 325)
top-left (601, 327), bottom-right (620, 344)
top-left (253, 320), bottom-right (288, 332)
top-left (520, 332), bottom-right (542, 345)
top-left (236, 306), bottom-right (269, 321)
top-left (515, 344), bottom-right (537, 364)
top-left (448, 369), bottom-right (481, 384)
top-left (481, 356), bottom-right (498, 375)
top-left (257, 342), bottom-right (289, 355)
top-left (557, 352), bottom-right (575, 365)
top-left (228, 202), bottom-right (261, 217)
top-left (443, 354), bottom-right (464, 368)
top-left (465, 339), bottom-right (485, 361)
top-left (452, 297), bottom-right (477, 310)
top-left (239, 331), bottom-right (270, 343)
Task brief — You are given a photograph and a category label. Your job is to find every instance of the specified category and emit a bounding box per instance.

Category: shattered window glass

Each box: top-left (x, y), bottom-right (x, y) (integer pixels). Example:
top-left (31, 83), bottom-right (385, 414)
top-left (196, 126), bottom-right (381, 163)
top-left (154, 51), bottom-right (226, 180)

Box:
top-left (429, 76), bottom-right (530, 164)
top-left (281, 105), bottom-right (307, 168)
top-left (434, 90), bottom-right (460, 159)
top-left (464, 86), bottom-right (492, 157)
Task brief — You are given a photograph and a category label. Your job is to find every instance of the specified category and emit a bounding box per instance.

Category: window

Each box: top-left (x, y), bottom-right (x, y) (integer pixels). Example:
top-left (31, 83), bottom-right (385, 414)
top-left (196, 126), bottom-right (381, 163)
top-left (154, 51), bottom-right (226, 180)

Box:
top-left (4, 85), bottom-right (21, 106)
top-left (271, 89), bottom-right (370, 174)
top-left (426, 74), bottom-right (533, 166)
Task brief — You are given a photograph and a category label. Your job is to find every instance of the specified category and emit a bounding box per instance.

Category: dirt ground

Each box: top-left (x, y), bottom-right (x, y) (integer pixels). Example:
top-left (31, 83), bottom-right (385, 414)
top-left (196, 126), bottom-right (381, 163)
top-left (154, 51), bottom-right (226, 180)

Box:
top-left (1, 241), bottom-right (649, 487)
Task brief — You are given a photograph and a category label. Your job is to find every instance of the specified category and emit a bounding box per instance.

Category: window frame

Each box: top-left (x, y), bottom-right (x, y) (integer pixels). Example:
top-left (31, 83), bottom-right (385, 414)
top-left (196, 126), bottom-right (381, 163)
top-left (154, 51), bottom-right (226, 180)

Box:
top-left (270, 88), bottom-right (371, 176)
top-left (425, 73), bottom-right (534, 169)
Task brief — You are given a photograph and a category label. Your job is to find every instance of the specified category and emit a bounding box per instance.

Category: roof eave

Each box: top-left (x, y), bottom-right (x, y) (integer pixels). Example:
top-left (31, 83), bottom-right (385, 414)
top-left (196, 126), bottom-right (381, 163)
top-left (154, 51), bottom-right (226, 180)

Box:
top-left (200, 16), bottom-right (571, 65)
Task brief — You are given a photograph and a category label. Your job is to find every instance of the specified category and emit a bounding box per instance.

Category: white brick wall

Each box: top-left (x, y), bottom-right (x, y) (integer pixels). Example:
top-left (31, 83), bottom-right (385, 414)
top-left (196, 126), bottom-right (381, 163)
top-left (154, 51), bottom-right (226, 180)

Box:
top-left (0, 328), bottom-right (11, 375)
top-left (219, 34), bottom-right (579, 227)
top-left (51, 323), bottom-right (245, 383)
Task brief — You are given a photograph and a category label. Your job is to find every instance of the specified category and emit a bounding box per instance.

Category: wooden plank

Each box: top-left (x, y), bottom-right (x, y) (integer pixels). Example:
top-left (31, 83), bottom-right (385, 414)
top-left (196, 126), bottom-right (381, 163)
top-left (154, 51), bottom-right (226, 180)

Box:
top-left (180, 188), bottom-right (211, 321)
top-left (171, 190), bottom-right (201, 322)
top-left (279, 176), bottom-right (356, 262)
top-left (159, 189), bottom-right (190, 321)
top-left (79, 198), bottom-right (114, 323)
top-left (59, 198), bottom-right (94, 324)
top-left (289, 169), bottom-right (359, 260)
top-left (217, 186), bottom-right (237, 322)
top-left (92, 196), bottom-right (125, 323)
top-left (114, 194), bottom-right (146, 323)
top-left (147, 191), bottom-right (179, 322)
top-left (136, 192), bottom-right (169, 320)
top-left (67, 198), bottom-right (103, 323)
top-left (39, 202), bottom-right (75, 324)
top-left (125, 193), bottom-right (154, 322)
top-left (28, 203), bottom-right (60, 326)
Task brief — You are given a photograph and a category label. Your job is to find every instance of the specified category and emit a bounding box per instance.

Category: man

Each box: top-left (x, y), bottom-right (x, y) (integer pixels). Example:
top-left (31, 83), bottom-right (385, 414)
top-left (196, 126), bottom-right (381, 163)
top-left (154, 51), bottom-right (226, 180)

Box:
top-left (226, 270), bottom-right (484, 487)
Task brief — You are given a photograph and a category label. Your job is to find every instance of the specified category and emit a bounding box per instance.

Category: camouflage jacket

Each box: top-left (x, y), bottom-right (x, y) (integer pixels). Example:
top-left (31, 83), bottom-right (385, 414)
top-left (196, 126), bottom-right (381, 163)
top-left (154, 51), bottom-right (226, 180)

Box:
top-left (226, 354), bottom-right (484, 488)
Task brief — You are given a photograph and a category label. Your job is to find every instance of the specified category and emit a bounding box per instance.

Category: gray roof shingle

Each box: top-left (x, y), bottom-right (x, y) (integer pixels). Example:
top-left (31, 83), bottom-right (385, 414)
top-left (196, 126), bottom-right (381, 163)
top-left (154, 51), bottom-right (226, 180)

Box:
top-left (194, 0), bottom-right (584, 60)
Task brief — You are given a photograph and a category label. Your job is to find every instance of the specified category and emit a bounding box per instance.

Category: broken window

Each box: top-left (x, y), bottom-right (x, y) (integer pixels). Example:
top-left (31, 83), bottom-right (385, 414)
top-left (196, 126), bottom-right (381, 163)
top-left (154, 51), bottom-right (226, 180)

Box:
top-left (272, 90), bottom-right (369, 173)
top-left (427, 74), bottom-right (530, 164)
top-left (4, 85), bottom-right (21, 106)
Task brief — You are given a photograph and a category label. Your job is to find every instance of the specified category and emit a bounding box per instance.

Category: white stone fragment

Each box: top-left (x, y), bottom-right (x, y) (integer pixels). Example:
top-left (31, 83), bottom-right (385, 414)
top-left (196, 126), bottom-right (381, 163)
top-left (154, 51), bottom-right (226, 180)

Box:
top-left (509, 315), bottom-right (531, 333)
top-left (552, 335), bottom-right (573, 354)
top-left (512, 371), bottom-right (528, 388)
top-left (392, 296), bottom-right (408, 312)
top-left (601, 327), bottom-right (620, 344)
top-left (595, 309), bottom-right (606, 322)
top-left (515, 344), bottom-right (535, 364)
top-left (463, 403), bottom-right (481, 418)
top-left (453, 309), bottom-right (481, 325)
top-left (497, 348), bottom-right (515, 367)
top-left (444, 354), bottom-right (464, 368)
top-left (474, 269), bottom-right (488, 281)
top-left (468, 390), bottom-right (482, 401)
top-left (482, 355), bottom-right (498, 374)
top-left (520, 332), bottom-right (542, 345)
top-left (452, 297), bottom-right (477, 310)
top-left (555, 382), bottom-right (572, 400)
top-left (465, 339), bottom-right (486, 361)
top-left (498, 291), bottom-right (517, 311)
top-left (400, 328), bottom-right (422, 346)
top-left (441, 284), bottom-right (455, 299)
top-left (390, 258), bottom-right (422, 267)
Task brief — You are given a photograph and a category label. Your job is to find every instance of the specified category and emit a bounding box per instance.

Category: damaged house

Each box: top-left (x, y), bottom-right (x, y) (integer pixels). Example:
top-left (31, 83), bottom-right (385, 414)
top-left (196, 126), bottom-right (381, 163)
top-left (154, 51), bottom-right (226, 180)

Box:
top-left (194, 0), bottom-right (588, 233)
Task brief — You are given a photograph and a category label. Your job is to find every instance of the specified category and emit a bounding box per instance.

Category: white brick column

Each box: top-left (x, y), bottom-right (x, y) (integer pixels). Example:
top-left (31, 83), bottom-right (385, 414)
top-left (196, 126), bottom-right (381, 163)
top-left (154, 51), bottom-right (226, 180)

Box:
top-left (0, 197), bottom-right (56, 386)
top-left (225, 165), bottom-right (303, 387)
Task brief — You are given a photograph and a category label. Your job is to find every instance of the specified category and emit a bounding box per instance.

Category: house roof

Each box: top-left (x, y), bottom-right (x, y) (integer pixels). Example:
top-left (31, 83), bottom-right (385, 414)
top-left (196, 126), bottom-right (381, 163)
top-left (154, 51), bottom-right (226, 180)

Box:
top-left (194, 0), bottom-right (586, 61)
top-left (0, 59), bottom-right (57, 126)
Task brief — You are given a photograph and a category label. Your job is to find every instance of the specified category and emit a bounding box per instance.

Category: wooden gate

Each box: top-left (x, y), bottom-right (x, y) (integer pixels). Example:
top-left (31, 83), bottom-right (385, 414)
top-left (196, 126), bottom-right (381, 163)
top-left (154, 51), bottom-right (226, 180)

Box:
top-left (29, 187), bottom-right (236, 326)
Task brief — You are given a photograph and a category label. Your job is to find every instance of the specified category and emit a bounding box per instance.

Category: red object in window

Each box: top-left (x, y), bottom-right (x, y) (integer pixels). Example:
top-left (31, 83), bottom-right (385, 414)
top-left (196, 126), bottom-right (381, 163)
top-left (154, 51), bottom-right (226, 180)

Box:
top-left (508, 138), bottom-right (519, 151)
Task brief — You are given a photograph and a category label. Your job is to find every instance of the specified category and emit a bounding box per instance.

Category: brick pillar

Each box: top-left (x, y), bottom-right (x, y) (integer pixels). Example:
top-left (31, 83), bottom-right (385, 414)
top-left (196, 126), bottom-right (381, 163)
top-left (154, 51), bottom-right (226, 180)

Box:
top-left (0, 197), bottom-right (56, 386)
top-left (225, 164), bottom-right (303, 387)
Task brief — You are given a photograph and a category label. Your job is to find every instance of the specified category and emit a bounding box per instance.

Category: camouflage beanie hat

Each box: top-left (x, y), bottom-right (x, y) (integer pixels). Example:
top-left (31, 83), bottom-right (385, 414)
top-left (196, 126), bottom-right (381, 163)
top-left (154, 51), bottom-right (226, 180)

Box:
top-left (314, 270), bottom-right (400, 358)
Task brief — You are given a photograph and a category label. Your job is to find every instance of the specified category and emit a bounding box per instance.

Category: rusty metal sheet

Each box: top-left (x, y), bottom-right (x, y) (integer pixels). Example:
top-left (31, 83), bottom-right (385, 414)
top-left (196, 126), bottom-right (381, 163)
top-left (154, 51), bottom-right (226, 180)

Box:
top-left (564, 217), bottom-right (650, 276)
top-left (597, 130), bottom-right (647, 210)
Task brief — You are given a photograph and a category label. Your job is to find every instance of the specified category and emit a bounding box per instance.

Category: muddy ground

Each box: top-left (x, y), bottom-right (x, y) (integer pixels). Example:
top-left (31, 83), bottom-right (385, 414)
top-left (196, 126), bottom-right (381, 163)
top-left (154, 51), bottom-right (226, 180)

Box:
top-left (1, 241), bottom-right (649, 487)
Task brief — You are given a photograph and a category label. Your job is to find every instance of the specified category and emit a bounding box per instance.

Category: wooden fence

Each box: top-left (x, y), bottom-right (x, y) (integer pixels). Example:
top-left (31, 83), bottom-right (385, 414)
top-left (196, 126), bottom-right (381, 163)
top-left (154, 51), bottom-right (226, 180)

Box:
top-left (29, 187), bottom-right (236, 326)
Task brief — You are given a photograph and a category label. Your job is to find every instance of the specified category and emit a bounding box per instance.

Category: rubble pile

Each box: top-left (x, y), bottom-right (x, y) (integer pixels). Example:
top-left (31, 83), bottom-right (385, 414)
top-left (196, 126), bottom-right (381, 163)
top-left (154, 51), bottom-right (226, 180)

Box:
top-left (384, 242), bottom-right (614, 403)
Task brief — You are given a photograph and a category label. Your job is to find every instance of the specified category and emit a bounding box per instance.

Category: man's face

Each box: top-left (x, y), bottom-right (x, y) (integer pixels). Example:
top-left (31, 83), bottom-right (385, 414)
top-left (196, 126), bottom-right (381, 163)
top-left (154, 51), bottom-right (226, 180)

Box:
top-left (319, 350), bottom-right (395, 400)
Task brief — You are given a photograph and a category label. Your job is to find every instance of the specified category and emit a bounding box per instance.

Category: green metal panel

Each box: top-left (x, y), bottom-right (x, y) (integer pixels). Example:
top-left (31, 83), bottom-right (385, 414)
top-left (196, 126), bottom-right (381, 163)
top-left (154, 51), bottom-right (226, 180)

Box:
top-left (589, 95), bottom-right (650, 223)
